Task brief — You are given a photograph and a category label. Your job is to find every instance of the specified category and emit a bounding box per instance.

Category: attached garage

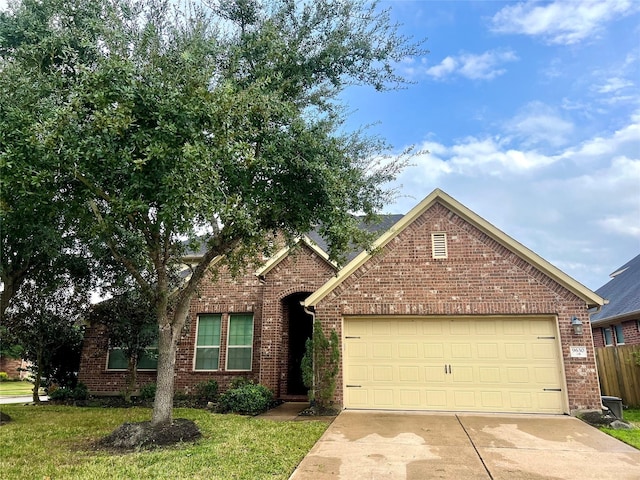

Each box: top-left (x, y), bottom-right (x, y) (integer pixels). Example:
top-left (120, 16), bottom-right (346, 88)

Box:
top-left (343, 316), bottom-right (566, 414)
top-left (305, 189), bottom-right (605, 415)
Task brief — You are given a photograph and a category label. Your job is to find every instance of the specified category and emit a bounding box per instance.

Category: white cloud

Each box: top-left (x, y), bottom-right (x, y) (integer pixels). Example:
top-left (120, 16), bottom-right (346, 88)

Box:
top-left (389, 114), bottom-right (640, 289)
top-left (491, 0), bottom-right (640, 45)
top-left (426, 49), bottom-right (518, 81)
top-left (505, 102), bottom-right (575, 148)
top-left (595, 77), bottom-right (635, 94)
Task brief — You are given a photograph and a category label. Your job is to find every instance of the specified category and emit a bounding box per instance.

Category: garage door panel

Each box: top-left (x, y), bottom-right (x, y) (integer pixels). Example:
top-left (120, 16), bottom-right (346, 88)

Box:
top-left (343, 316), bottom-right (566, 414)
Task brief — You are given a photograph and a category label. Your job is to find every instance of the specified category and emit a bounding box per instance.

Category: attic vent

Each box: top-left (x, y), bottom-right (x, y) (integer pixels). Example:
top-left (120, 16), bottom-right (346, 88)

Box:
top-left (431, 232), bottom-right (448, 259)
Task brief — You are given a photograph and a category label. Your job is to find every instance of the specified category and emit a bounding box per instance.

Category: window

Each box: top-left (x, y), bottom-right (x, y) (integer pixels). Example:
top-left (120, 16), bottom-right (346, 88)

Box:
top-left (194, 314), bottom-right (221, 370)
top-left (431, 232), bottom-right (448, 259)
top-left (227, 314), bottom-right (254, 371)
top-left (614, 324), bottom-right (625, 345)
top-left (107, 343), bottom-right (158, 370)
top-left (603, 328), bottom-right (613, 346)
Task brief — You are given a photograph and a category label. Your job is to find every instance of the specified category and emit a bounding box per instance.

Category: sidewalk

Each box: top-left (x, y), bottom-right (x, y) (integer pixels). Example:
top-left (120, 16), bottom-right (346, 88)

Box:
top-left (0, 395), bottom-right (48, 405)
top-left (257, 402), bottom-right (336, 422)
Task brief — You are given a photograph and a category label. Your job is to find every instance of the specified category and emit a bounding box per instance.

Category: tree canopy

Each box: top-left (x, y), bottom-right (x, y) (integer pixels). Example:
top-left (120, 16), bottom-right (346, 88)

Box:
top-left (1, 0), bottom-right (423, 426)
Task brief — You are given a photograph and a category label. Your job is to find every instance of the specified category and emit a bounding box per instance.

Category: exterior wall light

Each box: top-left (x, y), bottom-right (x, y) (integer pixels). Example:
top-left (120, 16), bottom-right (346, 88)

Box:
top-left (571, 316), bottom-right (583, 335)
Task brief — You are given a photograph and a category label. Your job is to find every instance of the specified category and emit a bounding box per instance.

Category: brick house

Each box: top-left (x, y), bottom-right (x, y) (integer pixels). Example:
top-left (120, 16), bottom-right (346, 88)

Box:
top-left (591, 254), bottom-right (640, 348)
top-left (78, 189), bottom-right (605, 414)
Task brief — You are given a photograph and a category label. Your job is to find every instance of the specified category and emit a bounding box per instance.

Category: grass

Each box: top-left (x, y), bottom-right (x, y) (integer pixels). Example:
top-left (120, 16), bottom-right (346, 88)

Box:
top-left (0, 380), bottom-right (42, 397)
top-left (601, 408), bottom-right (640, 449)
top-left (0, 405), bottom-right (329, 479)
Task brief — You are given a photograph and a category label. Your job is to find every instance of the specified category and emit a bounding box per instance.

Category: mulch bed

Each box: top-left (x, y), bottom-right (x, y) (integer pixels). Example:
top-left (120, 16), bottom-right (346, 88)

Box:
top-left (94, 418), bottom-right (201, 452)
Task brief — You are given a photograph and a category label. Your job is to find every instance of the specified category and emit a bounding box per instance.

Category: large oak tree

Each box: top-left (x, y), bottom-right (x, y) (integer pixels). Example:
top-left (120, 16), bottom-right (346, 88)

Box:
top-left (2, 0), bottom-right (422, 426)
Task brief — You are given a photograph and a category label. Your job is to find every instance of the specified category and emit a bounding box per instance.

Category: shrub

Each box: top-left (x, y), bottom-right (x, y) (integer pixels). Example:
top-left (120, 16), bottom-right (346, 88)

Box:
top-left (229, 376), bottom-right (253, 389)
top-left (139, 382), bottom-right (156, 401)
top-left (302, 321), bottom-right (340, 413)
top-left (195, 380), bottom-right (218, 402)
top-left (0, 372), bottom-right (9, 382)
top-left (48, 382), bottom-right (88, 401)
top-left (218, 383), bottom-right (273, 415)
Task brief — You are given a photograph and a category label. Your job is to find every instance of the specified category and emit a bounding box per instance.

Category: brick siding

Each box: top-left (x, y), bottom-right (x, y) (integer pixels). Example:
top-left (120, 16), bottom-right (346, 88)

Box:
top-left (313, 202), bottom-right (602, 413)
top-left (592, 319), bottom-right (640, 348)
top-left (79, 200), bottom-right (603, 414)
top-left (78, 242), bottom-right (336, 397)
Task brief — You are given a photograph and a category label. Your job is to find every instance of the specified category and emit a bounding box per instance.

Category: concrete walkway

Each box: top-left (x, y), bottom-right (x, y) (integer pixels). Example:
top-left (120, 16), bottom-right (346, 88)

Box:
top-left (257, 402), bottom-right (336, 422)
top-left (0, 395), bottom-right (48, 405)
top-left (290, 410), bottom-right (640, 480)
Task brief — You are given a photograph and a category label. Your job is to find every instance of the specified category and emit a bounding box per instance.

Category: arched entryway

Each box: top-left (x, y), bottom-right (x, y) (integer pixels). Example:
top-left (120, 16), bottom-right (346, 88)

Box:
top-left (282, 292), bottom-right (313, 396)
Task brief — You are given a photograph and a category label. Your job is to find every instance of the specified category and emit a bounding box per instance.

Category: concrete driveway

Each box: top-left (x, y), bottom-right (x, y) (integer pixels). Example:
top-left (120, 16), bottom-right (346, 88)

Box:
top-left (290, 411), bottom-right (640, 480)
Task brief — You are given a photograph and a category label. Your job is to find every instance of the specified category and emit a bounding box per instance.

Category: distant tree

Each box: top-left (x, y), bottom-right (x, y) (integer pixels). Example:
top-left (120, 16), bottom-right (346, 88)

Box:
top-left (89, 290), bottom-right (157, 402)
top-left (0, 0), bottom-right (102, 320)
top-left (3, 0), bottom-right (422, 426)
top-left (3, 281), bottom-right (87, 402)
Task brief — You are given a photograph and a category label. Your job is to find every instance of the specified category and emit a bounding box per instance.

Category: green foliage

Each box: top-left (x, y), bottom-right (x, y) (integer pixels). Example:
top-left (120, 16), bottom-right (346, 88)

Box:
top-left (3, 280), bottom-right (86, 401)
top-left (302, 321), bottom-right (340, 412)
top-left (218, 383), bottom-right (274, 415)
top-left (229, 376), bottom-right (254, 389)
top-left (48, 382), bottom-right (88, 402)
top-left (0, 372), bottom-right (9, 382)
top-left (195, 380), bottom-right (219, 402)
top-left (139, 382), bottom-right (157, 401)
top-left (89, 289), bottom-right (157, 401)
top-left (2, 0), bottom-right (421, 425)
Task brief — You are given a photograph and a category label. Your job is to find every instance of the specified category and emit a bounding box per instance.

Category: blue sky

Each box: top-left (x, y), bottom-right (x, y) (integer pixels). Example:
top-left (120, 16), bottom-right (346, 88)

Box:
top-left (1, 0), bottom-right (637, 291)
top-left (342, 0), bottom-right (640, 290)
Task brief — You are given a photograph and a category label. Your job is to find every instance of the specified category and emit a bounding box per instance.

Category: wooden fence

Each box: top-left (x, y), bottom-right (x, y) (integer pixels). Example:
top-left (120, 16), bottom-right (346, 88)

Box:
top-left (595, 345), bottom-right (640, 407)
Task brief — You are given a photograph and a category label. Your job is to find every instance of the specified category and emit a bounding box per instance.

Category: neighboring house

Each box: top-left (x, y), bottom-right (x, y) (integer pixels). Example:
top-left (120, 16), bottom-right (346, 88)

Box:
top-left (0, 355), bottom-right (30, 380)
top-left (591, 254), bottom-right (640, 348)
top-left (78, 189), bottom-right (605, 415)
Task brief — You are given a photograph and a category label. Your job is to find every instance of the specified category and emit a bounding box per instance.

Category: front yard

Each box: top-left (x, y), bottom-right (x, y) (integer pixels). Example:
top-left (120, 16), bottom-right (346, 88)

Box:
top-left (0, 405), bottom-right (328, 480)
top-left (0, 380), bottom-right (42, 397)
top-left (601, 409), bottom-right (640, 449)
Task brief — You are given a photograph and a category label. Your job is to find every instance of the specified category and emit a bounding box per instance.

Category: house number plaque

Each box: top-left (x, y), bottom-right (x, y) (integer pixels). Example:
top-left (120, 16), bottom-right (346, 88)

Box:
top-left (570, 346), bottom-right (587, 358)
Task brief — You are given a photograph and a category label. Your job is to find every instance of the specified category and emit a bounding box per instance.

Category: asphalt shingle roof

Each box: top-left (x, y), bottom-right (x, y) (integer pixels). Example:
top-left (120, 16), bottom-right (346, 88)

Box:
top-left (590, 253), bottom-right (640, 323)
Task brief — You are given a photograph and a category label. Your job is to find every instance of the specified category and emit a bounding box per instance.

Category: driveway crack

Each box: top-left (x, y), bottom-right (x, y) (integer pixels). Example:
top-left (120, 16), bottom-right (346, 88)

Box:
top-left (456, 414), bottom-right (494, 480)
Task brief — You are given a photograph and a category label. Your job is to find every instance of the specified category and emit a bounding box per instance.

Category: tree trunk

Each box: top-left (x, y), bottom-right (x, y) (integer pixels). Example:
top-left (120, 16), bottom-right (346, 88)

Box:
top-left (150, 294), bottom-right (193, 426)
top-left (151, 322), bottom-right (176, 426)
top-left (32, 350), bottom-right (42, 404)
top-left (124, 354), bottom-right (138, 403)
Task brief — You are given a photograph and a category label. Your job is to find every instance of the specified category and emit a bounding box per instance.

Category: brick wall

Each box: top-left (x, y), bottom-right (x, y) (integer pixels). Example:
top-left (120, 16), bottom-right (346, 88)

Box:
top-left (314, 202), bottom-right (602, 413)
top-left (592, 319), bottom-right (640, 348)
top-left (79, 242), bottom-right (336, 398)
top-left (0, 356), bottom-right (29, 380)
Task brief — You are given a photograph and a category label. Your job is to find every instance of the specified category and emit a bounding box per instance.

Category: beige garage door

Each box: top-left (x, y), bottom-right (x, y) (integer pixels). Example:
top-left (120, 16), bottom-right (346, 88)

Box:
top-left (343, 316), bottom-right (566, 414)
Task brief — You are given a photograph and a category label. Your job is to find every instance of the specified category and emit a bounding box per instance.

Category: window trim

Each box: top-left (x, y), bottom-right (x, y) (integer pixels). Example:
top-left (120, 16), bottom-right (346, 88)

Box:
top-left (226, 313), bottom-right (254, 372)
top-left (194, 314), bottom-right (222, 372)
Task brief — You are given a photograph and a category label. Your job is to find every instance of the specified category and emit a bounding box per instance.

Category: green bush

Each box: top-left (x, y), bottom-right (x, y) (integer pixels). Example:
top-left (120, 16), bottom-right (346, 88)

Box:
top-left (0, 372), bottom-right (9, 382)
top-left (139, 382), bottom-right (156, 400)
top-left (48, 382), bottom-right (88, 401)
top-left (218, 383), bottom-right (273, 415)
top-left (195, 379), bottom-right (218, 402)
top-left (228, 376), bottom-right (253, 389)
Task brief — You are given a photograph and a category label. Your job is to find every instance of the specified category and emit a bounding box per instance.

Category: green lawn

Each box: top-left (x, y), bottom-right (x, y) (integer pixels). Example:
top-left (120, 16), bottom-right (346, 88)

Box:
top-left (601, 408), bottom-right (640, 450)
top-left (0, 405), bottom-right (328, 479)
top-left (0, 381), bottom-right (41, 397)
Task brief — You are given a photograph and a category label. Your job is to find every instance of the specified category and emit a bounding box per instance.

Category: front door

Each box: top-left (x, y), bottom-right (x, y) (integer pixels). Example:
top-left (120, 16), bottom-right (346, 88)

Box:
top-left (284, 293), bottom-right (313, 395)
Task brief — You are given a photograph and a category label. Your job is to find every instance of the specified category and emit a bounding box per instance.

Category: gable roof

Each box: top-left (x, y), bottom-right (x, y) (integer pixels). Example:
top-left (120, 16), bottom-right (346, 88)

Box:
top-left (590, 253), bottom-right (640, 325)
top-left (255, 235), bottom-right (336, 277)
top-left (304, 188), bottom-right (605, 309)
